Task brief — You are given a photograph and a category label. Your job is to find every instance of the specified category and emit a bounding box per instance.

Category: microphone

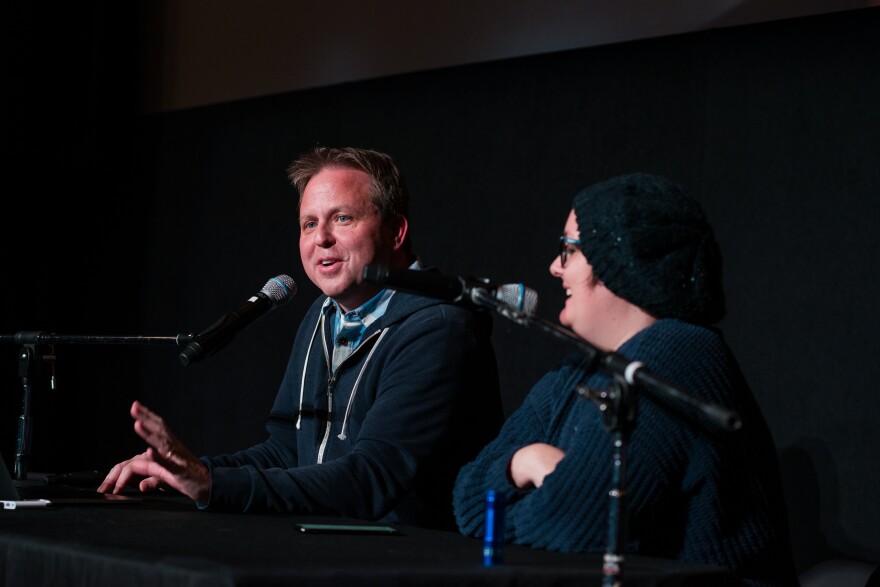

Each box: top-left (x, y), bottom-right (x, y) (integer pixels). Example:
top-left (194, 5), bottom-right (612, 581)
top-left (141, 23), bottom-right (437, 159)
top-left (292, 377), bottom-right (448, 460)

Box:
top-left (179, 274), bottom-right (297, 366)
top-left (362, 265), bottom-right (538, 313)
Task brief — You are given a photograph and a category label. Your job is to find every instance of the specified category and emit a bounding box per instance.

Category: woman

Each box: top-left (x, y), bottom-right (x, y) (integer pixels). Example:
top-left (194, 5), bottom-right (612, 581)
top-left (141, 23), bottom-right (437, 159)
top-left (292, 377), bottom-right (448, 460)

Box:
top-left (453, 173), bottom-right (797, 587)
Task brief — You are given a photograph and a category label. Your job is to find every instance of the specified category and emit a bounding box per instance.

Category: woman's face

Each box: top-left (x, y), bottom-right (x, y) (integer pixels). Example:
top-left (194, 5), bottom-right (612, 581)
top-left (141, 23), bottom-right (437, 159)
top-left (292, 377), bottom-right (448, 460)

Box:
top-left (549, 209), bottom-right (636, 350)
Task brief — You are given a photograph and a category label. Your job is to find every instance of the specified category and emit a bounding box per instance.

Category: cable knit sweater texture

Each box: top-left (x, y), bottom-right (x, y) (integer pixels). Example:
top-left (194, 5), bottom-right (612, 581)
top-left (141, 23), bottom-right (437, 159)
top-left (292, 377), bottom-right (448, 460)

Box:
top-left (453, 319), bottom-right (797, 587)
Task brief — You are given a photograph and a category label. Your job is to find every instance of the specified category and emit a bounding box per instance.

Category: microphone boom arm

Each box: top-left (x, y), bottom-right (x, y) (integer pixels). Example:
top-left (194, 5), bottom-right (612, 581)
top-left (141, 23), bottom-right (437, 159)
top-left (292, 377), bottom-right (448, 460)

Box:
top-left (472, 294), bottom-right (742, 433)
top-left (1, 331), bottom-right (192, 482)
top-left (1, 332), bottom-right (192, 346)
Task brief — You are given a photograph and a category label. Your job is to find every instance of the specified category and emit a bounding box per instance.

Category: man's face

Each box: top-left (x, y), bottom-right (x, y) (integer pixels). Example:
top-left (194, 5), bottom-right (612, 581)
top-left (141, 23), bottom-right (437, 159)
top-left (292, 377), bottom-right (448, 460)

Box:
top-left (299, 167), bottom-right (398, 312)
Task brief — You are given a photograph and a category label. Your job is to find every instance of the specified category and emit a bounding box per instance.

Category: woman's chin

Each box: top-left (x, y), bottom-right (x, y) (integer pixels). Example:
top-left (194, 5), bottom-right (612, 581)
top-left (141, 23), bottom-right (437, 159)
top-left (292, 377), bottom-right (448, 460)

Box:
top-left (558, 309), bottom-right (571, 328)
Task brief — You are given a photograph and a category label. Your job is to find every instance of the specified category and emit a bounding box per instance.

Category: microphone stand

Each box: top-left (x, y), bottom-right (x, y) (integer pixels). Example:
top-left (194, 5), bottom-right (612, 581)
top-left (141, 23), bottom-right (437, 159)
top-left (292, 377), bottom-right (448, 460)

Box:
top-left (1, 331), bottom-right (193, 481)
top-left (577, 376), bottom-right (634, 587)
top-left (471, 292), bottom-right (741, 587)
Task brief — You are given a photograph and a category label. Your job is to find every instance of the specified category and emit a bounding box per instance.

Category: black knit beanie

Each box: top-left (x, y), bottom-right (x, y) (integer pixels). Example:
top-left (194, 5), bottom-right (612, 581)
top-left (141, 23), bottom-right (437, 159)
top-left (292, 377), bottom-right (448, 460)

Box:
top-left (571, 173), bottom-right (726, 325)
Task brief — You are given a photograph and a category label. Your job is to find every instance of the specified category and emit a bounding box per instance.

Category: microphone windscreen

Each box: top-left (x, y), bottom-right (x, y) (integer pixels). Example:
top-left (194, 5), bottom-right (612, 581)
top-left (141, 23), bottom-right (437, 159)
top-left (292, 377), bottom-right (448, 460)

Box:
top-left (261, 275), bottom-right (297, 305)
top-left (496, 284), bottom-right (539, 313)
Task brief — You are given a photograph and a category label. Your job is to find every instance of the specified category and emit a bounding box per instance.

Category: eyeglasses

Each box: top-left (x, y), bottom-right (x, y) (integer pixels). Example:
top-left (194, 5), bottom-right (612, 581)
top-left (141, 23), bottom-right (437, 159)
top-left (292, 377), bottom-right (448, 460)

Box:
top-left (558, 236), bottom-right (582, 268)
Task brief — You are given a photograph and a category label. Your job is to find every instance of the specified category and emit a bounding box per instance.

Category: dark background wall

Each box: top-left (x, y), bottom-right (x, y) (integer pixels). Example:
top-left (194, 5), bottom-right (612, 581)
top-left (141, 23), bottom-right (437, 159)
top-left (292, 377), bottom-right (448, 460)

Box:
top-left (2, 4), bottom-right (878, 574)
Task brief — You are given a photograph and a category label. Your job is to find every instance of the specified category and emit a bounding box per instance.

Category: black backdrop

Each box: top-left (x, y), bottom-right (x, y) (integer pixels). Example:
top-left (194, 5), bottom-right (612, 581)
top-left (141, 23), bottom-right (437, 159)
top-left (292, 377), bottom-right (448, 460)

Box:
top-left (2, 5), bottom-right (878, 574)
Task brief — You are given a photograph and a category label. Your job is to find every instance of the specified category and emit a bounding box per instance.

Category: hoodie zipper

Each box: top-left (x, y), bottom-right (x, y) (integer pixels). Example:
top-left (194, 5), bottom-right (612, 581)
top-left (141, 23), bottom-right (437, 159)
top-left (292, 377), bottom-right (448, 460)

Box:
top-left (315, 325), bottom-right (382, 464)
top-left (316, 373), bottom-right (336, 464)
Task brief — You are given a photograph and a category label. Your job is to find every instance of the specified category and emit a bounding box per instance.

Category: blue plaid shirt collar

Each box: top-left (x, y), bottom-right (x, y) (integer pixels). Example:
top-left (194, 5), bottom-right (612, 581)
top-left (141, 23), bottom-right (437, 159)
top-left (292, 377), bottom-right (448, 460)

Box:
top-left (321, 259), bottom-right (421, 365)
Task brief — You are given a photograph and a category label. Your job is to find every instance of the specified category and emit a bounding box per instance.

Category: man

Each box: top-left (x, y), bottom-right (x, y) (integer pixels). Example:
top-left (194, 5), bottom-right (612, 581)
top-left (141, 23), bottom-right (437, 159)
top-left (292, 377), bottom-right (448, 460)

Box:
top-left (452, 173), bottom-right (797, 586)
top-left (99, 147), bottom-right (503, 530)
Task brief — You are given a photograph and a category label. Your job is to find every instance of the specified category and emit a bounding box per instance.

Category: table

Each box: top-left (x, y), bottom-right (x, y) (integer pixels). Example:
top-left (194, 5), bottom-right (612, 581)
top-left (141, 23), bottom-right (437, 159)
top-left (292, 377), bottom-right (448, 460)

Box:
top-left (0, 488), bottom-right (741, 587)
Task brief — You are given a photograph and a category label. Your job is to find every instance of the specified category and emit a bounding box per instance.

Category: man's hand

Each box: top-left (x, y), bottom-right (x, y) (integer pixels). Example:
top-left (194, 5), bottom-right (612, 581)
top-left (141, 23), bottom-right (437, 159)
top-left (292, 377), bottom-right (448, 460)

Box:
top-left (97, 401), bottom-right (211, 503)
top-left (509, 443), bottom-right (566, 489)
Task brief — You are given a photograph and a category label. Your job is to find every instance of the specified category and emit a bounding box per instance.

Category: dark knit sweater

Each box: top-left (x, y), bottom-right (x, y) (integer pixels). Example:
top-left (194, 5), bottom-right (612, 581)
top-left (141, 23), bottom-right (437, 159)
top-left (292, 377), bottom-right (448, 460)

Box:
top-left (453, 319), bottom-right (797, 587)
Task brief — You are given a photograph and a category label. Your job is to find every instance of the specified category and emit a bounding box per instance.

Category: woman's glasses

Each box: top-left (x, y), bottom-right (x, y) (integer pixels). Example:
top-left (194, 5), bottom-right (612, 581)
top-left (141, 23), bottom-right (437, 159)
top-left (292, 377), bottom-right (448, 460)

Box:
top-left (558, 236), bottom-right (582, 268)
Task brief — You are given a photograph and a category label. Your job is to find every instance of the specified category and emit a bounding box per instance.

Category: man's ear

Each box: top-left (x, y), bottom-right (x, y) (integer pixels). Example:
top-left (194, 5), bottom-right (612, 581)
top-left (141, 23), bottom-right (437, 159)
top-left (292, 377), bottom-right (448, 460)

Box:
top-left (390, 214), bottom-right (409, 251)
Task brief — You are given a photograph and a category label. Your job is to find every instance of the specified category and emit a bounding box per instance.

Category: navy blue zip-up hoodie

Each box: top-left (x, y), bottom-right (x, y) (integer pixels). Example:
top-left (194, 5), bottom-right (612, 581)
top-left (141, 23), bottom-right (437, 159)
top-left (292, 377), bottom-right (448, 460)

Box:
top-left (203, 289), bottom-right (503, 530)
